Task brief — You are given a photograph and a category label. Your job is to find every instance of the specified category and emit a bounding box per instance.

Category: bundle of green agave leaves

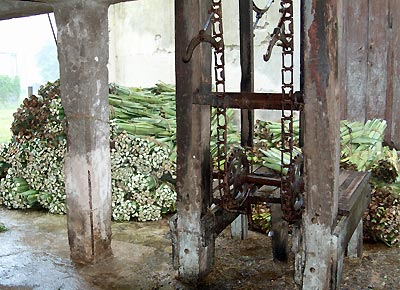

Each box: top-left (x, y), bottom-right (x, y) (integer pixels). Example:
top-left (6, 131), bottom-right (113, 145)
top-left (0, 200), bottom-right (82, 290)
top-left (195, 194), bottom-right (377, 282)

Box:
top-left (255, 118), bottom-right (400, 247)
top-left (0, 81), bottom-right (179, 221)
top-left (0, 80), bottom-right (239, 222)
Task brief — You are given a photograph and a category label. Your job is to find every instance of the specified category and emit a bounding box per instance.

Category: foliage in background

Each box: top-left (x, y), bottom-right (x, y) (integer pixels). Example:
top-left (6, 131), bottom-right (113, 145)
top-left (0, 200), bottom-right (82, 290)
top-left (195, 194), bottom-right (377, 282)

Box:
top-left (0, 222), bottom-right (7, 233)
top-left (0, 75), bottom-right (20, 105)
top-left (36, 41), bottom-right (59, 83)
top-left (0, 109), bottom-right (15, 144)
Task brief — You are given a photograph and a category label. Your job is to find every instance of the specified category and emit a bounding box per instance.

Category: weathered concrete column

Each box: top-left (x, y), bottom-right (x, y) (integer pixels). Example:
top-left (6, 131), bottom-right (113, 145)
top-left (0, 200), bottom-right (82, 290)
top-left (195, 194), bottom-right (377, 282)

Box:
top-left (301, 0), bottom-right (340, 289)
top-left (54, 1), bottom-right (112, 264)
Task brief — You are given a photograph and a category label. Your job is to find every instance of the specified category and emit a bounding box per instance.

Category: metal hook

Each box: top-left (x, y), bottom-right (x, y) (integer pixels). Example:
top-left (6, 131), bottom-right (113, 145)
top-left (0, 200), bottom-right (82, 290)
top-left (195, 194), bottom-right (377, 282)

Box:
top-left (253, 0), bottom-right (274, 30)
top-left (182, 30), bottom-right (221, 63)
top-left (263, 13), bottom-right (290, 62)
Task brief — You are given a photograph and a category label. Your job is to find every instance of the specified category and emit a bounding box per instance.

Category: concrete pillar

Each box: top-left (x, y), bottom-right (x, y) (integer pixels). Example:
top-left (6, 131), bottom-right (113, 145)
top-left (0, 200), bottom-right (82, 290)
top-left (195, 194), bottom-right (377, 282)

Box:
top-left (54, 1), bottom-right (112, 264)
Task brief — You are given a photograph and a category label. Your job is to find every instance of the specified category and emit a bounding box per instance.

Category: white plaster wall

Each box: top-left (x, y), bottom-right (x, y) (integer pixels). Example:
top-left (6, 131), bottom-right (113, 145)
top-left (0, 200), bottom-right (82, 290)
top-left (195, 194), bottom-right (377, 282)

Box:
top-left (108, 0), bottom-right (300, 93)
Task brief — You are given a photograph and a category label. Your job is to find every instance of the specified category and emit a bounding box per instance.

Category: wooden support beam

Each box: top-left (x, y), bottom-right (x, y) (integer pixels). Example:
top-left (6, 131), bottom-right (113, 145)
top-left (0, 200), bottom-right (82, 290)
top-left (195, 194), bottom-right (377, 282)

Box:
top-left (201, 205), bottom-right (239, 247)
top-left (239, 0), bottom-right (254, 148)
top-left (54, 1), bottom-right (112, 264)
top-left (172, 0), bottom-right (214, 283)
top-left (301, 0), bottom-right (341, 288)
top-left (270, 188), bottom-right (288, 262)
top-left (347, 220), bottom-right (363, 258)
top-left (331, 182), bottom-right (371, 289)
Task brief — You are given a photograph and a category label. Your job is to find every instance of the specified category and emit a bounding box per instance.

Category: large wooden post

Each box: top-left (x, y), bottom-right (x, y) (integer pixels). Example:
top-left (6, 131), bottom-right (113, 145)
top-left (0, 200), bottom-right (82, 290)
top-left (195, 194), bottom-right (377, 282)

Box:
top-left (54, 1), bottom-right (112, 264)
top-left (301, 0), bottom-right (340, 288)
top-left (173, 0), bottom-right (214, 283)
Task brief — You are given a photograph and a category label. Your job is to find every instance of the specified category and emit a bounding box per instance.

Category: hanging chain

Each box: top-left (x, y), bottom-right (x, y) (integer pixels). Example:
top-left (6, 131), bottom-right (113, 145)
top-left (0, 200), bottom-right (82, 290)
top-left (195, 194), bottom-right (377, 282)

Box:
top-left (279, 0), bottom-right (296, 222)
top-left (211, 0), bottom-right (229, 204)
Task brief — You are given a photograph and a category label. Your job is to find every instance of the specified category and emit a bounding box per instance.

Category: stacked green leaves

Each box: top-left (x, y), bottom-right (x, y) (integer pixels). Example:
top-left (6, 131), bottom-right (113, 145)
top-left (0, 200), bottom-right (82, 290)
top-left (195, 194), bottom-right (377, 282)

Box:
top-left (0, 80), bottom-right (240, 222)
top-left (340, 119), bottom-right (388, 171)
top-left (0, 81), bottom-right (65, 213)
top-left (0, 80), bottom-right (177, 221)
top-left (255, 118), bottom-right (400, 247)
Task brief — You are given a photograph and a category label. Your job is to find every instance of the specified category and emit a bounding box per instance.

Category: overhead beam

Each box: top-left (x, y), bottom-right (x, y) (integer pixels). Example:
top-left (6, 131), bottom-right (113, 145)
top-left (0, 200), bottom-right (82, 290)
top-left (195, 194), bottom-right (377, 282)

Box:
top-left (0, 1), bottom-right (52, 20)
top-left (0, 0), bottom-right (136, 21)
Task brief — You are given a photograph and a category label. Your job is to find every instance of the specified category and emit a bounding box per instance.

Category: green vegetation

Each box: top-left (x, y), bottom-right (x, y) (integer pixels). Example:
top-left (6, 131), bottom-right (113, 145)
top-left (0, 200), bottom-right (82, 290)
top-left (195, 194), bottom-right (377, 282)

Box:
top-left (0, 222), bottom-right (8, 233)
top-left (0, 75), bottom-right (20, 105)
top-left (254, 119), bottom-right (400, 247)
top-left (0, 108), bottom-right (15, 144)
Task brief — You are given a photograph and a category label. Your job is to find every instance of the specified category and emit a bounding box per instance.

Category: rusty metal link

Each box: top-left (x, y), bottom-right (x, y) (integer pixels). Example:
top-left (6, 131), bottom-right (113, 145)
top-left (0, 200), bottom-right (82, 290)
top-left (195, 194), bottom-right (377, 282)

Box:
top-left (211, 0), bottom-right (230, 206)
top-left (278, 0), bottom-right (300, 223)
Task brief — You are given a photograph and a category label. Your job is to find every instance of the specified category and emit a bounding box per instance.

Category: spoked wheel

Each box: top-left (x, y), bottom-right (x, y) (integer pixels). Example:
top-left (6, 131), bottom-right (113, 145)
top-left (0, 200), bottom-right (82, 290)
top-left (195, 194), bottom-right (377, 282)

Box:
top-left (225, 148), bottom-right (251, 209)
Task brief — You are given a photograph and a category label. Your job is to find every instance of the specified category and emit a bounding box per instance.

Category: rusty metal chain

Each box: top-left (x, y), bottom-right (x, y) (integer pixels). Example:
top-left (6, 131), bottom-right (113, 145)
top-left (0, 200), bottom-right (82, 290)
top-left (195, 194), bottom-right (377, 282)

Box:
top-left (279, 0), bottom-right (298, 222)
top-left (211, 0), bottom-right (230, 206)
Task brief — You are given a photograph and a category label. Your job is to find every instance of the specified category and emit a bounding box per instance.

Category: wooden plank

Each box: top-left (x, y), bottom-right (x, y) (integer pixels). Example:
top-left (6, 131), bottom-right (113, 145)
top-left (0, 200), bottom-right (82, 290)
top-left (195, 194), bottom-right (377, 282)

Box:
top-left (391, 0), bottom-right (400, 148)
top-left (334, 184), bottom-right (371, 251)
top-left (337, 0), bottom-right (348, 120)
top-left (230, 214), bottom-right (248, 240)
top-left (331, 184), bottom-right (370, 289)
top-left (201, 205), bottom-right (239, 247)
top-left (334, 186), bottom-right (371, 252)
top-left (347, 220), bottom-right (363, 258)
top-left (366, 0), bottom-right (388, 121)
top-left (338, 171), bottom-right (370, 215)
top-left (385, 0), bottom-right (394, 144)
top-left (192, 92), bottom-right (303, 110)
top-left (345, 0), bottom-right (369, 122)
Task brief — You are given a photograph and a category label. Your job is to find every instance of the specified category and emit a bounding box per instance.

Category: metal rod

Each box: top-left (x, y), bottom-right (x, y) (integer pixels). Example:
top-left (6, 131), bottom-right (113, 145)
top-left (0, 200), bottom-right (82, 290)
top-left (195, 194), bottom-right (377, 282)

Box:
top-left (47, 13), bottom-right (57, 45)
top-left (203, 12), bottom-right (214, 31)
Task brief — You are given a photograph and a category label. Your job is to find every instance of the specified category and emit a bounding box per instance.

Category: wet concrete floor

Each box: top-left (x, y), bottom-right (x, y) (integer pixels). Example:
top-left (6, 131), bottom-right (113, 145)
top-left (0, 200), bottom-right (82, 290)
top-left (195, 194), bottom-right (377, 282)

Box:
top-left (0, 207), bottom-right (399, 290)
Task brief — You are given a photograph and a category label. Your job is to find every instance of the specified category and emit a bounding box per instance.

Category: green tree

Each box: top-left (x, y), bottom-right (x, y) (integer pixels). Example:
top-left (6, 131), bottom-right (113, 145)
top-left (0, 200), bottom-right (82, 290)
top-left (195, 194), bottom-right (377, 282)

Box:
top-left (36, 41), bottom-right (59, 83)
top-left (0, 75), bottom-right (21, 104)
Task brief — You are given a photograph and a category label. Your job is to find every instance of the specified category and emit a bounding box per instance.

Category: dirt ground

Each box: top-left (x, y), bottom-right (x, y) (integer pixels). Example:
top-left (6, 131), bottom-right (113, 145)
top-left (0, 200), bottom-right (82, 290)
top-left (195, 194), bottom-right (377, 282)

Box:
top-left (0, 207), bottom-right (399, 290)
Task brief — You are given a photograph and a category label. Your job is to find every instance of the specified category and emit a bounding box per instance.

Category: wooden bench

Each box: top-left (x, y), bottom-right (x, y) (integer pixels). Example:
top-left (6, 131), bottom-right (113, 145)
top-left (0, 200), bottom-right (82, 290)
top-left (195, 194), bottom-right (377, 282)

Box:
top-left (332, 170), bottom-right (371, 288)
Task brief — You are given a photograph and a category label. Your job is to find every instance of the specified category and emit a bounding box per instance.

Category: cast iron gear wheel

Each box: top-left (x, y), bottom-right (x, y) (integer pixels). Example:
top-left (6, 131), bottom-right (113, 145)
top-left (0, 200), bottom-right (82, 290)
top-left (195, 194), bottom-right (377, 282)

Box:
top-left (225, 147), bottom-right (251, 209)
